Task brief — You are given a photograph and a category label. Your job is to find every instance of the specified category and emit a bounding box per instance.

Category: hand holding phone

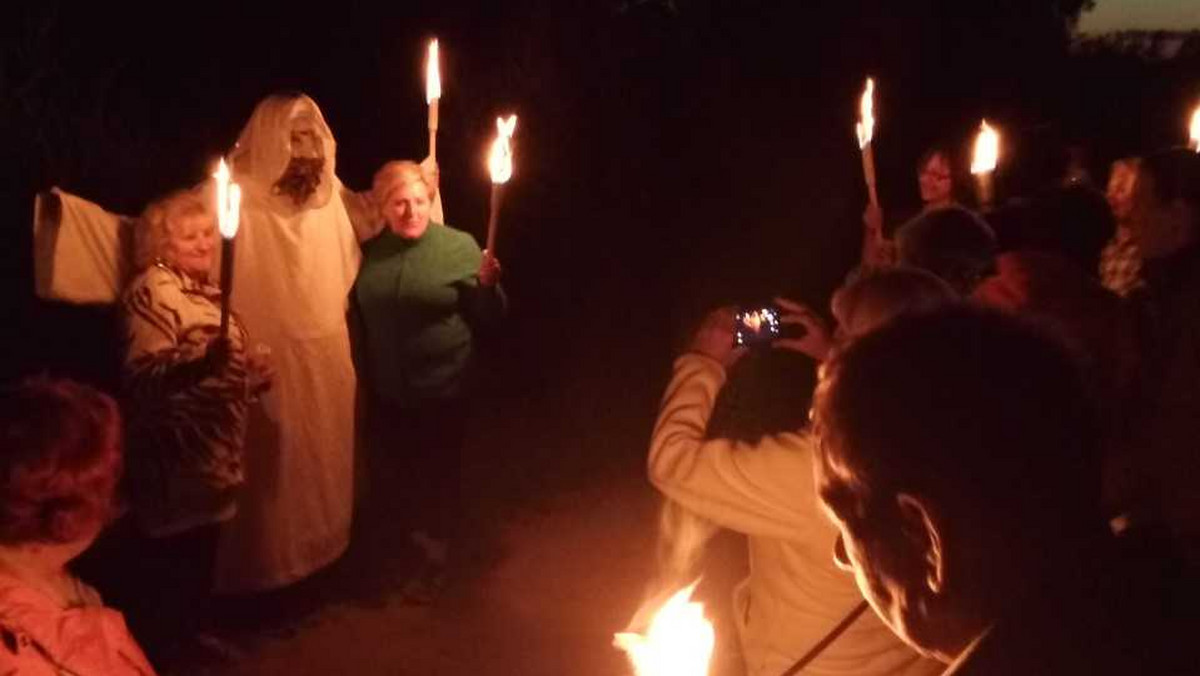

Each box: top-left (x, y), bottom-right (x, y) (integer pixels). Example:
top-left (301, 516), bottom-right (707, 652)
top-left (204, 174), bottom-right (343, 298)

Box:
top-left (688, 307), bottom-right (744, 367)
top-left (774, 296), bottom-right (833, 361)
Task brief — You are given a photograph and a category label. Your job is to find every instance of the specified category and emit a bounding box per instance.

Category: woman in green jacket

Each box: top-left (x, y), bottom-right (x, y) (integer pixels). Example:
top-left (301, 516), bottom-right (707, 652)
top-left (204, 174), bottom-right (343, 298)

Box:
top-left (355, 160), bottom-right (504, 603)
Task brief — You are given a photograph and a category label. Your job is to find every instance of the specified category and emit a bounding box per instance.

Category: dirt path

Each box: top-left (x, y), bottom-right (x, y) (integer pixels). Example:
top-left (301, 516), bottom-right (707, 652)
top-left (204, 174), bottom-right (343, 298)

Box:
top-left (203, 475), bottom-right (745, 675)
top-left (193, 336), bottom-right (749, 676)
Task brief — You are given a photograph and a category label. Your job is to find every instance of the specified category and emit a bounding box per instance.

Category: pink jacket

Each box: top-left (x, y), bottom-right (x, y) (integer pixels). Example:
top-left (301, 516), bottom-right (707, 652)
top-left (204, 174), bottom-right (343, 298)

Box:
top-left (0, 574), bottom-right (155, 675)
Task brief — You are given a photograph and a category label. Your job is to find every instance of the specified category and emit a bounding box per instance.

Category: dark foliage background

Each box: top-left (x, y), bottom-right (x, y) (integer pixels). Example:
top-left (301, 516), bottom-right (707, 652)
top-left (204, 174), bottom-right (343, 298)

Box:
top-left (2, 1), bottom-right (1196, 430)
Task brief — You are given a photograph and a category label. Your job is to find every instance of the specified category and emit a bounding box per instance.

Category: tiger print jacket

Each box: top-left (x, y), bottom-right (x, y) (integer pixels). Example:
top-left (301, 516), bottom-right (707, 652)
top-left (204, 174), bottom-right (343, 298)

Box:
top-left (120, 263), bottom-right (250, 538)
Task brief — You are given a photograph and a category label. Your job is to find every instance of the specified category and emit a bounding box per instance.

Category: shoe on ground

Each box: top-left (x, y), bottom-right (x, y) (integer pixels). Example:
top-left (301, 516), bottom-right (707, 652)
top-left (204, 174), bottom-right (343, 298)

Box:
top-left (400, 562), bottom-right (447, 605)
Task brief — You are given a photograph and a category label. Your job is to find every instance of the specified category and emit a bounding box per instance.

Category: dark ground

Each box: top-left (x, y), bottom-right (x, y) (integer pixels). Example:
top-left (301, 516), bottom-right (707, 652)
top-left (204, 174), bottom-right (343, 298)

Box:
top-left (4, 2), bottom-right (1199, 674)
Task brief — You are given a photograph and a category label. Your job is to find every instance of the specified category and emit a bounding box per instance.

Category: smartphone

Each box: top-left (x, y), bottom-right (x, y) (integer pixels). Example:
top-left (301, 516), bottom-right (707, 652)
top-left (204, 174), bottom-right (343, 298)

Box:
top-left (734, 306), bottom-right (782, 347)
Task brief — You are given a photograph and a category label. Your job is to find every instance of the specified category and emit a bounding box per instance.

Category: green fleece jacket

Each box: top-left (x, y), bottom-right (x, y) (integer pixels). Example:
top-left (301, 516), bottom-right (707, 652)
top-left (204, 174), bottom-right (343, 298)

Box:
top-left (356, 222), bottom-right (502, 403)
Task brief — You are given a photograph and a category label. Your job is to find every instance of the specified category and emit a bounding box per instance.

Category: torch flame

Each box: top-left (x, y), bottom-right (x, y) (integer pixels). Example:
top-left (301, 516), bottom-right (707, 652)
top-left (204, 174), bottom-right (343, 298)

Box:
top-left (426, 39), bottom-right (441, 104)
top-left (212, 158), bottom-right (241, 239)
top-left (613, 582), bottom-right (714, 676)
top-left (855, 77), bottom-right (875, 149)
top-left (971, 119), bottom-right (1000, 175)
top-left (488, 114), bottom-right (518, 185)
top-left (1190, 105), bottom-right (1200, 152)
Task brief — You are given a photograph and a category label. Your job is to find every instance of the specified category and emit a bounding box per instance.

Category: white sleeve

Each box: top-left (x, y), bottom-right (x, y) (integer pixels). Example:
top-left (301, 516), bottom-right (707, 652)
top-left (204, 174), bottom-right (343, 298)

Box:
top-left (33, 188), bottom-right (132, 304)
top-left (647, 354), bottom-right (826, 541)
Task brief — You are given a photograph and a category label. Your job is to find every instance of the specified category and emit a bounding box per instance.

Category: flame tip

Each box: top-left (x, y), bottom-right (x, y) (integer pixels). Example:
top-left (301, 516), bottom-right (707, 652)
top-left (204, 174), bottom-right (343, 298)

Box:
top-left (213, 155), bottom-right (241, 238)
top-left (615, 583), bottom-right (714, 676)
top-left (1189, 104), bottom-right (1200, 149)
top-left (426, 39), bottom-right (442, 103)
top-left (971, 120), bottom-right (1001, 174)
top-left (856, 78), bottom-right (876, 149)
top-left (488, 113), bottom-right (518, 184)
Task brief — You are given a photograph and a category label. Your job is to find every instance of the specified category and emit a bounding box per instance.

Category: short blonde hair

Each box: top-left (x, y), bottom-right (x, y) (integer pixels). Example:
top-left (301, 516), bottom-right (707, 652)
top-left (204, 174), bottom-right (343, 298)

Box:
top-left (134, 189), bottom-right (213, 270)
top-left (371, 160), bottom-right (436, 205)
top-left (832, 266), bottom-right (956, 337)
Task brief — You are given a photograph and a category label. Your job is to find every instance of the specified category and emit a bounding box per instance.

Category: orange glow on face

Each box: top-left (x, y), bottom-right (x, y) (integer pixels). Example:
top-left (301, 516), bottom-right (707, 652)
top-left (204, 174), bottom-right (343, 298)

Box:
top-left (614, 582), bottom-right (714, 676)
top-left (856, 77), bottom-right (875, 149)
top-left (488, 114), bottom-right (518, 184)
top-left (970, 120), bottom-right (1000, 175)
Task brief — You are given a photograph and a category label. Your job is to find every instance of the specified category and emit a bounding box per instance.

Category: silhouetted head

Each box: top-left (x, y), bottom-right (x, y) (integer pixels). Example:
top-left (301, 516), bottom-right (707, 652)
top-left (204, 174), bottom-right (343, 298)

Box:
top-left (896, 206), bottom-right (997, 294)
top-left (812, 306), bottom-right (1099, 662)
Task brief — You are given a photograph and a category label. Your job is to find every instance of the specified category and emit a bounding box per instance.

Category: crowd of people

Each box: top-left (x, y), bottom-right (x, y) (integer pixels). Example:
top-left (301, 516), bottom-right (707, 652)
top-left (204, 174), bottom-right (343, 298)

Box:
top-left (7, 83), bottom-right (1200, 674)
top-left (647, 145), bottom-right (1200, 673)
top-left (5, 92), bottom-right (504, 673)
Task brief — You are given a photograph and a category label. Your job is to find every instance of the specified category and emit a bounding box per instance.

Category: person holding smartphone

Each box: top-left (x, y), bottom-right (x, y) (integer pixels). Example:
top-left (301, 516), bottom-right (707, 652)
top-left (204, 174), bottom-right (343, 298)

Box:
top-left (647, 268), bottom-right (953, 676)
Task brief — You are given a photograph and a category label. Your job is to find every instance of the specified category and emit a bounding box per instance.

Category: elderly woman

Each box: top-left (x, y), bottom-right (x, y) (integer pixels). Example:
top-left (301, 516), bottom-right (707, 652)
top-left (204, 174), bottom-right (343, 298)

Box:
top-left (355, 160), bottom-right (504, 603)
top-left (0, 377), bottom-right (156, 674)
top-left (119, 188), bottom-right (270, 659)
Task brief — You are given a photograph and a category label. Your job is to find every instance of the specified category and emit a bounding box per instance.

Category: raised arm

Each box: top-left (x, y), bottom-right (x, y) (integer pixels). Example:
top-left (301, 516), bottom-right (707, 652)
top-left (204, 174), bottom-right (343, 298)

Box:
top-left (647, 309), bottom-right (828, 541)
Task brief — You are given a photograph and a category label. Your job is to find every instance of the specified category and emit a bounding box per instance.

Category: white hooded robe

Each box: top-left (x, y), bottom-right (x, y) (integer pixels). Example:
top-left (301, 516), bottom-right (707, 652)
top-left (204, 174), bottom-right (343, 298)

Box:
top-left (212, 94), bottom-right (360, 593)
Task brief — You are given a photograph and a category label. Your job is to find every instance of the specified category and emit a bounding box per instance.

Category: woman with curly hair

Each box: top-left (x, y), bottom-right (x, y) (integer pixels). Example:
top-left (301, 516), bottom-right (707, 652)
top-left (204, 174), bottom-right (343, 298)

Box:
top-left (118, 188), bottom-right (271, 661)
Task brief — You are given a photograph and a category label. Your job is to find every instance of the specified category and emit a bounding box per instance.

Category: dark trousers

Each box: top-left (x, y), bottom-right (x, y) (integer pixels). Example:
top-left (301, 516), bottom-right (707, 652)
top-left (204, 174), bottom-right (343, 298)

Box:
top-left (106, 523), bottom-right (221, 666)
top-left (364, 395), bottom-right (469, 545)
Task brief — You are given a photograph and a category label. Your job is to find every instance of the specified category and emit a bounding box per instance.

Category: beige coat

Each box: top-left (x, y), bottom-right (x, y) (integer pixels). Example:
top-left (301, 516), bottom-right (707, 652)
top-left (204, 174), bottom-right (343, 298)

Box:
top-left (648, 354), bottom-right (941, 676)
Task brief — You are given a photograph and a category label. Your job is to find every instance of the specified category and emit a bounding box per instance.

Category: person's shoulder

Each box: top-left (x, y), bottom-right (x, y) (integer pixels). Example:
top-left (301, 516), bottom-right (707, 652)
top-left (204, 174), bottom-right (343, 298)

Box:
top-left (432, 223), bottom-right (483, 260)
top-left (433, 222), bottom-right (479, 246)
top-left (359, 228), bottom-right (392, 252)
top-left (127, 264), bottom-right (174, 286)
top-left (122, 265), bottom-right (182, 302)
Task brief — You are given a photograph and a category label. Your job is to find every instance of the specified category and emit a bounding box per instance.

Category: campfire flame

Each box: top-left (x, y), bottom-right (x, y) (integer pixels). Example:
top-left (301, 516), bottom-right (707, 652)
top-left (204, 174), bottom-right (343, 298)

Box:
top-left (488, 115), bottom-right (518, 184)
top-left (213, 158), bottom-right (241, 239)
top-left (855, 77), bottom-right (875, 150)
top-left (970, 119), bottom-right (999, 175)
top-left (426, 39), bottom-right (441, 104)
top-left (614, 581), bottom-right (714, 676)
top-left (1190, 105), bottom-right (1200, 152)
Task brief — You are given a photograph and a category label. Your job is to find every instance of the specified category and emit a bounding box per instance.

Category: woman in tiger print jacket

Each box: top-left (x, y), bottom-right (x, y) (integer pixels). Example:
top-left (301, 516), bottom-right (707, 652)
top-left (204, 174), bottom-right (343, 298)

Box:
top-left (117, 188), bottom-right (271, 660)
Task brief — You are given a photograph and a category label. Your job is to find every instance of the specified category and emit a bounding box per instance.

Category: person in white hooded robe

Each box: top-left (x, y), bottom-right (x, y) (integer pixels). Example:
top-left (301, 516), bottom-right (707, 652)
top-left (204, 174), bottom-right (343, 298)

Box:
top-left (210, 92), bottom-right (361, 593)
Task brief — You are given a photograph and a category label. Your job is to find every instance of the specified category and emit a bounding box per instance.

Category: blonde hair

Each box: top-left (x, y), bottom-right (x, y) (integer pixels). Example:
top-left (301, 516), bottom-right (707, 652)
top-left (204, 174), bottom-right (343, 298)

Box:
top-left (371, 160), bottom-right (436, 206)
top-left (832, 266), bottom-right (957, 337)
top-left (134, 189), bottom-right (213, 270)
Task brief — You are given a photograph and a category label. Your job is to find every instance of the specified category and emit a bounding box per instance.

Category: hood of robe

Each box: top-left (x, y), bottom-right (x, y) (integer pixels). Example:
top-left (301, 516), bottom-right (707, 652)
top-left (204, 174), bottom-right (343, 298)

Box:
top-left (230, 93), bottom-right (338, 213)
